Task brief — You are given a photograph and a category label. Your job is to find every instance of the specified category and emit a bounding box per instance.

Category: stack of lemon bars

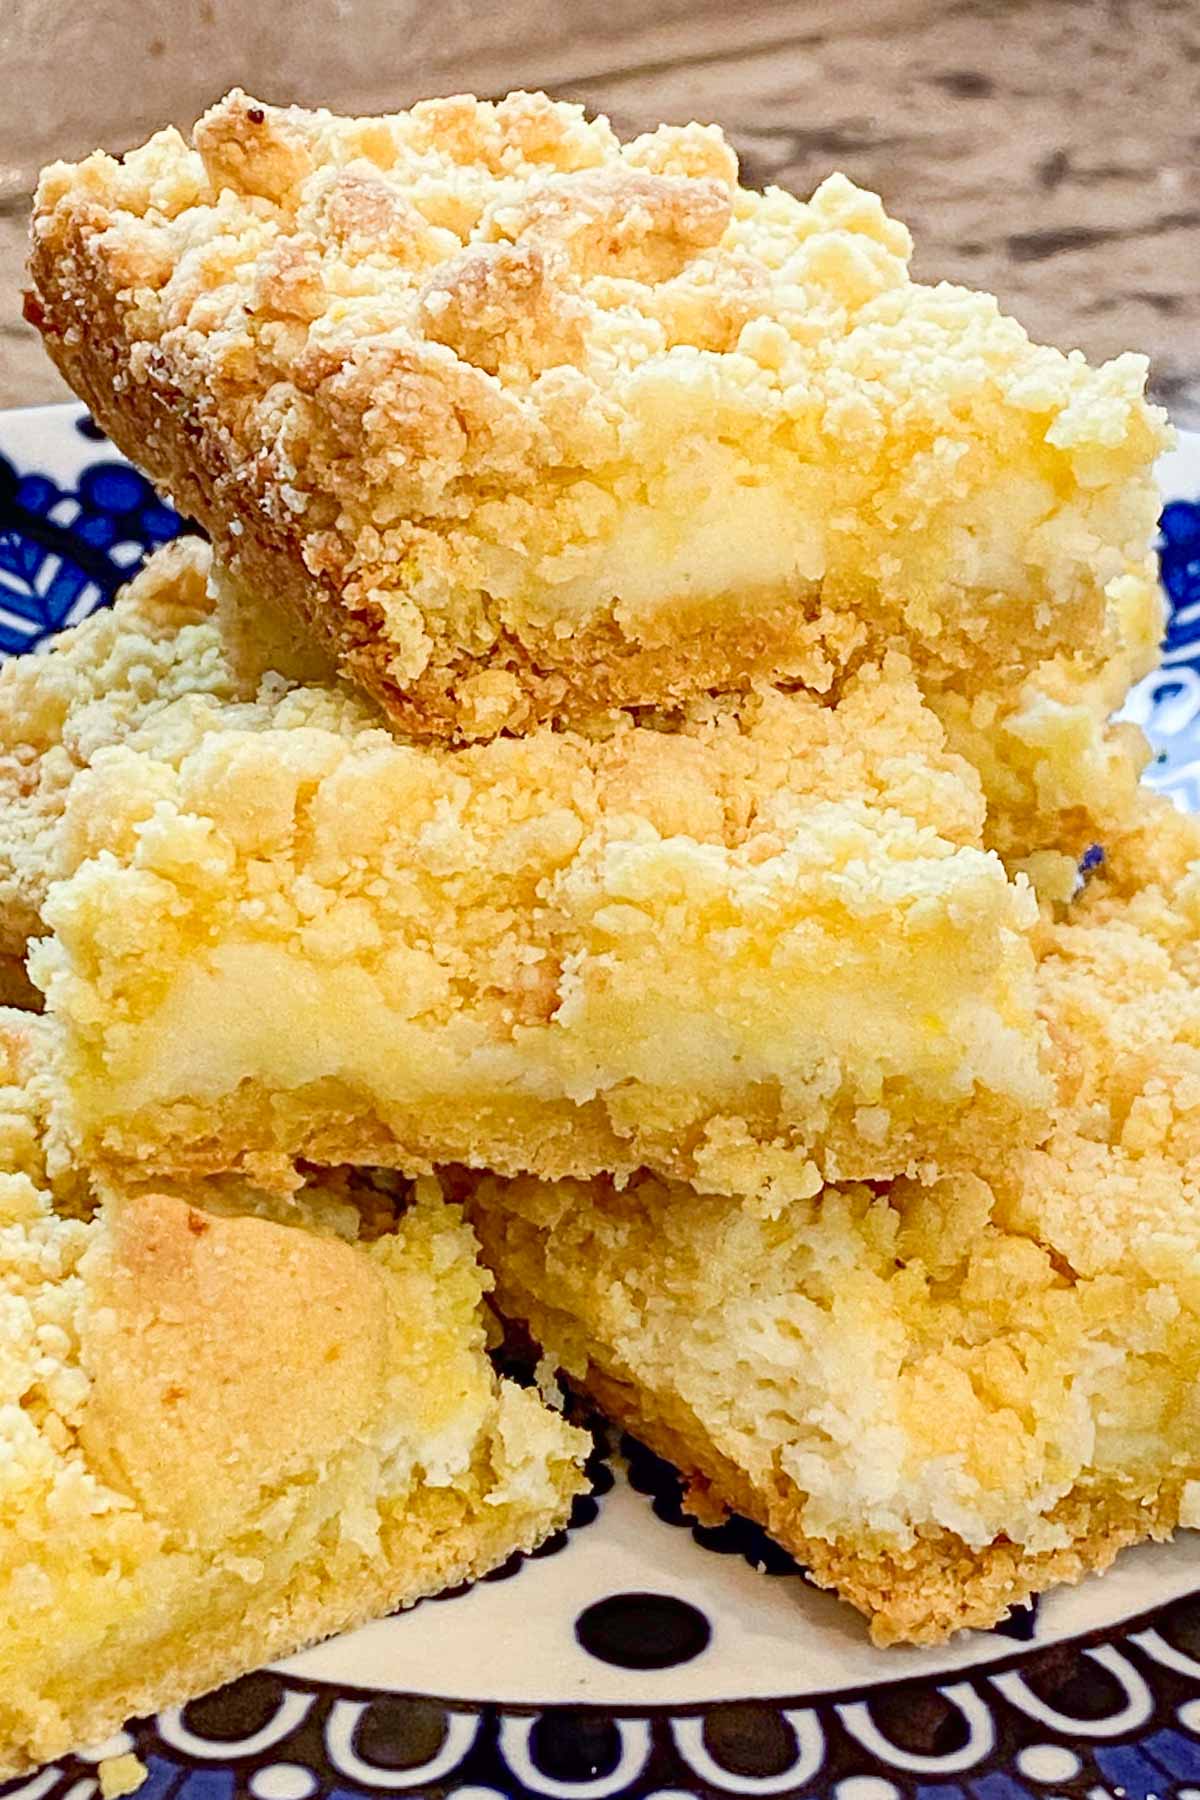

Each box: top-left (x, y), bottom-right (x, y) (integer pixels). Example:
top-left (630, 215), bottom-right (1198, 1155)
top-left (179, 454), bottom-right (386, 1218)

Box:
top-left (2, 86), bottom-right (1198, 1776)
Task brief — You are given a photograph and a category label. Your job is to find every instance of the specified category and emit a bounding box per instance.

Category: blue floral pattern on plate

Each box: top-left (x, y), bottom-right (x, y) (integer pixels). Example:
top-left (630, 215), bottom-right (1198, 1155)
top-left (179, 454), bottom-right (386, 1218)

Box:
top-left (1161, 500), bottom-right (1200, 654)
top-left (0, 423), bottom-right (188, 655)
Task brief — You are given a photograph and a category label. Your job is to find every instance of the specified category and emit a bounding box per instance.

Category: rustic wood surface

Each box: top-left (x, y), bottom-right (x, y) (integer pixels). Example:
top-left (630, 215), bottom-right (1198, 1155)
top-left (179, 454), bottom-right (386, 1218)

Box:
top-left (1, 0), bottom-right (1197, 424)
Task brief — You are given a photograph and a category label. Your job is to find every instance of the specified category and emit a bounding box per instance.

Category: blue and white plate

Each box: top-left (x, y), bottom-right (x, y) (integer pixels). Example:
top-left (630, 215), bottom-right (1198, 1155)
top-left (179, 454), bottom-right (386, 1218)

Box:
top-left (2, 404), bottom-right (1200, 1800)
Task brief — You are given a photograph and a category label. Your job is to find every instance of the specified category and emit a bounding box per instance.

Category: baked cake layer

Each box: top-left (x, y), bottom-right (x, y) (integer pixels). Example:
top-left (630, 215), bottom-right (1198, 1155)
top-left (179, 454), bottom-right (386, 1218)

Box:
top-left (465, 822), bottom-right (1200, 1642)
top-left (0, 544), bottom-right (1048, 1200)
top-left (0, 1011), bottom-right (586, 1777)
top-left (30, 89), bottom-right (1168, 738)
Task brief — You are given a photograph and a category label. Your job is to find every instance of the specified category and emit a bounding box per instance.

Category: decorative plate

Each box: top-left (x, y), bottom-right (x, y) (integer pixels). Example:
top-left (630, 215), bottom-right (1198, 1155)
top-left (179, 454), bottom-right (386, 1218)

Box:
top-left (2, 404), bottom-right (1200, 1800)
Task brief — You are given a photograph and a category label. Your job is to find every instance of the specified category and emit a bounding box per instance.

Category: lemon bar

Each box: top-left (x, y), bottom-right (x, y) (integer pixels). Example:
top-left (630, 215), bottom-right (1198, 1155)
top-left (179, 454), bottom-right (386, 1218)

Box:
top-left (0, 1011), bottom-right (586, 1777)
top-left (29, 89), bottom-right (1167, 739)
top-left (0, 544), bottom-right (1047, 1200)
top-left (466, 836), bottom-right (1200, 1643)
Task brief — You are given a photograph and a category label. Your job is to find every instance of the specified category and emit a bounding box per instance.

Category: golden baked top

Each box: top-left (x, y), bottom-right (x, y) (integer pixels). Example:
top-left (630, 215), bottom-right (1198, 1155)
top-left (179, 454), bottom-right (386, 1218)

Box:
top-left (31, 90), bottom-right (1169, 736)
top-left (4, 546), bottom-right (1049, 1202)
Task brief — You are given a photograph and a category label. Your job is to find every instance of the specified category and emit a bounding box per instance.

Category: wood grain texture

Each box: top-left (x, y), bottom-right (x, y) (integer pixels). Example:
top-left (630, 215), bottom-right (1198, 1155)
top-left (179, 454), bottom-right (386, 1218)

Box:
top-left (1, 0), bottom-right (1197, 423)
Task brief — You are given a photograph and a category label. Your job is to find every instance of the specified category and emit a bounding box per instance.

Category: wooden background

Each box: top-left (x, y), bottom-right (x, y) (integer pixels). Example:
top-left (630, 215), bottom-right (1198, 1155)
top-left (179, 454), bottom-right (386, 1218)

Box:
top-left (1, 0), bottom-right (1197, 423)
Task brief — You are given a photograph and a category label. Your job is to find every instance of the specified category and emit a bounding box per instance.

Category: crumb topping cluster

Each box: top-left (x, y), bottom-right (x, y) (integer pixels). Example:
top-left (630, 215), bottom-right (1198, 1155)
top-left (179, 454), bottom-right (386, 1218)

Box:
top-left (32, 91), bottom-right (1169, 734)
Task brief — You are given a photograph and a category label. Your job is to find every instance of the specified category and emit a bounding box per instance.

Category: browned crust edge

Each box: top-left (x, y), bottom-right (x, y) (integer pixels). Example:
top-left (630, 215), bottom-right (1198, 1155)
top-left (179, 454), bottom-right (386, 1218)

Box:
top-left (0, 953), bottom-right (41, 1011)
top-left (68, 1072), bottom-right (1037, 1203)
top-left (0, 1468), bottom-right (580, 1779)
top-left (28, 222), bottom-right (1094, 743)
top-left (482, 1267), bottom-right (1179, 1647)
top-left (25, 249), bottom-right (845, 740)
